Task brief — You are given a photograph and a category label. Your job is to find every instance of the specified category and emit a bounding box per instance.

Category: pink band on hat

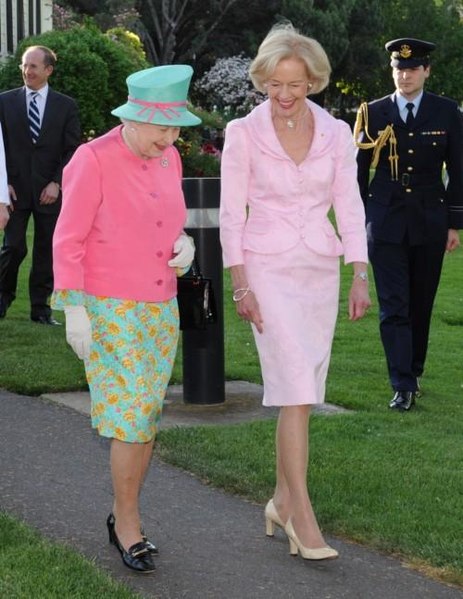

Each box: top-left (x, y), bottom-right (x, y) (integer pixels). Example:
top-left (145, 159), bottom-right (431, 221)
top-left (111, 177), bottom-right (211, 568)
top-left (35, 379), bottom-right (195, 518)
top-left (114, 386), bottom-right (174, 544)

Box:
top-left (128, 96), bottom-right (187, 122)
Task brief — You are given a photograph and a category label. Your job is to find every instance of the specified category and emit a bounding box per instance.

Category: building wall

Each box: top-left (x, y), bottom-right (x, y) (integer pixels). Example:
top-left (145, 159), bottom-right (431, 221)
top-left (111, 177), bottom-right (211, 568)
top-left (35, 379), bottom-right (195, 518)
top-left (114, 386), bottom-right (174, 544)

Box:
top-left (0, 0), bottom-right (52, 58)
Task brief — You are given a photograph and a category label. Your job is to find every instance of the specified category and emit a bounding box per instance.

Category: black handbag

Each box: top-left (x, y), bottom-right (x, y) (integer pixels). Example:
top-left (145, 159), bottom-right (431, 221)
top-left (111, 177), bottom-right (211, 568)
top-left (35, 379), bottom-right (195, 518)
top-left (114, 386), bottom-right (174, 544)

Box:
top-left (177, 259), bottom-right (216, 330)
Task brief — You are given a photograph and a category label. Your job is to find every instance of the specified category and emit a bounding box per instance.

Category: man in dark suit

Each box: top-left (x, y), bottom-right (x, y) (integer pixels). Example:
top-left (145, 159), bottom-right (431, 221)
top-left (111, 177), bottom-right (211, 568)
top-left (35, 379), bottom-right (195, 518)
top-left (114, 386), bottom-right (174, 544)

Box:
top-left (0, 45), bottom-right (80, 324)
top-left (354, 38), bottom-right (463, 411)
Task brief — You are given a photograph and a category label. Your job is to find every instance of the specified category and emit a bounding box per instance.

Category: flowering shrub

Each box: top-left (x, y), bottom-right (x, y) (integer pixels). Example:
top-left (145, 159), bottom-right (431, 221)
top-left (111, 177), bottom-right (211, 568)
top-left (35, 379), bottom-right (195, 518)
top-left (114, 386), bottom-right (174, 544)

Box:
top-left (176, 134), bottom-right (222, 177)
top-left (106, 27), bottom-right (146, 61)
top-left (113, 7), bottom-right (140, 29)
top-left (174, 106), bottom-right (226, 177)
top-left (53, 3), bottom-right (79, 30)
top-left (194, 55), bottom-right (265, 117)
top-left (200, 142), bottom-right (221, 159)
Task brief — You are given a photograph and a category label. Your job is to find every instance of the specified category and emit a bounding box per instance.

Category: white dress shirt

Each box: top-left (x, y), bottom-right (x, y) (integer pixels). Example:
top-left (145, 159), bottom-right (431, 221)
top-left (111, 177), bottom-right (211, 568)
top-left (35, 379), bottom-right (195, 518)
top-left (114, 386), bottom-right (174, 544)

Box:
top-left (26, 84), bottom-right (49, 126)
top-left (395, 91), bottom-right (423, 123)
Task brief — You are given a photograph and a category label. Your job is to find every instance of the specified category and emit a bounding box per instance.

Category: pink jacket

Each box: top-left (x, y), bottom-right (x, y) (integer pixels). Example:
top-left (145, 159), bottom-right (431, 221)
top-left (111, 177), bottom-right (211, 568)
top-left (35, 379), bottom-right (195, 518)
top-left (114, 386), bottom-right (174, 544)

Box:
top-left (220, 100), bottom-right (368, 266)
top-left (53, 126), bottom-right (186, 302)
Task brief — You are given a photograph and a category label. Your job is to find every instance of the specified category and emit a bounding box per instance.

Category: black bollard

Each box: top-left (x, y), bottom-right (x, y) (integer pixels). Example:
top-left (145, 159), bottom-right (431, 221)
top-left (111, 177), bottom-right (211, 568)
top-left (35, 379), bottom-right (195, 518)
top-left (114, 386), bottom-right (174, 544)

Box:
top-left (182, 177), bottom-right (225, 404)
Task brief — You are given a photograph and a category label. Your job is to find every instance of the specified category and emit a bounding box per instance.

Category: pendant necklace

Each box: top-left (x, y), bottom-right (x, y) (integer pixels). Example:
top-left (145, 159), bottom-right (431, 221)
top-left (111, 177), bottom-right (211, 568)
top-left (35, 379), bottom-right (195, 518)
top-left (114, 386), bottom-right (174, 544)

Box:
top-left (286, 108), bottom-right (309, 129)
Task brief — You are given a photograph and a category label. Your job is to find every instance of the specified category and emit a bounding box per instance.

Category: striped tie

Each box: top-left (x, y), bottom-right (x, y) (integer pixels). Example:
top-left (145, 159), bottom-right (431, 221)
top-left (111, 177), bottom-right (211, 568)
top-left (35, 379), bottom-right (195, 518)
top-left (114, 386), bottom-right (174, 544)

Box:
top-left (28, 92), bottom-right (40, 143)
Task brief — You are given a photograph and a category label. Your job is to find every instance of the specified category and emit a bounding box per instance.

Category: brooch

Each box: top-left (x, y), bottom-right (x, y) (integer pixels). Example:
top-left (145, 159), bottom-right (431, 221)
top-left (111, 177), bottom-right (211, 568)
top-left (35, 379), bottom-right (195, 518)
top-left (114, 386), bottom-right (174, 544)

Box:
top-left (160, 157), bottom-right (169, 168)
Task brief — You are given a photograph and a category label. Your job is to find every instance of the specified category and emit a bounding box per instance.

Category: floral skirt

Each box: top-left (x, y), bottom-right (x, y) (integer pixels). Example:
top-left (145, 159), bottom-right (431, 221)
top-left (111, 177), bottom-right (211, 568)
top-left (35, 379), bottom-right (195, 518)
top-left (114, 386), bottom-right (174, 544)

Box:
top-left (84, 296), bottom-right (179, 443)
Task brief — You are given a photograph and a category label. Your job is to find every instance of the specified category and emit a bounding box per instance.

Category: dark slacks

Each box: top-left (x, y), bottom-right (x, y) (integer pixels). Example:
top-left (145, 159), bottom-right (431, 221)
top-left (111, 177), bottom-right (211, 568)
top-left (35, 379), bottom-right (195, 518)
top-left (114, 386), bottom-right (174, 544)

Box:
top-left (368, 237), bottom-right (446, 391)
top-left (0, 207), bottom-right (58, 319)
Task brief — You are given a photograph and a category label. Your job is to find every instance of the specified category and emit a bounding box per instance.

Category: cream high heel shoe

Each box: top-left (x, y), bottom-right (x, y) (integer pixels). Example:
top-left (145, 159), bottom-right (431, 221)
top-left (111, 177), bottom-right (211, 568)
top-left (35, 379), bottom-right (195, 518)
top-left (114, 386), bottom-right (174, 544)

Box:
top-left (264, 499), bottom-right (285, 536)
top-left (284, 519), bottom-right (339, 560)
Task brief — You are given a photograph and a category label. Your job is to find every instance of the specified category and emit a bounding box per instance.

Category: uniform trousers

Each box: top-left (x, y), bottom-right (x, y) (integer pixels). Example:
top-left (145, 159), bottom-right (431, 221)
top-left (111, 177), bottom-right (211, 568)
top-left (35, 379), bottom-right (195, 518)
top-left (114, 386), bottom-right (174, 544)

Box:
top-left (368, 235), bottom-right (446, 391)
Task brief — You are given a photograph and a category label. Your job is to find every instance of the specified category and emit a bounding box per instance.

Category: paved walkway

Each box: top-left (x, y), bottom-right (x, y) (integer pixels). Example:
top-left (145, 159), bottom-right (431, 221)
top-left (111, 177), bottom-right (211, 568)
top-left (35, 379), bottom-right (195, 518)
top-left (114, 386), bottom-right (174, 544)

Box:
top-left (1, 386), bottom-right (462, 599)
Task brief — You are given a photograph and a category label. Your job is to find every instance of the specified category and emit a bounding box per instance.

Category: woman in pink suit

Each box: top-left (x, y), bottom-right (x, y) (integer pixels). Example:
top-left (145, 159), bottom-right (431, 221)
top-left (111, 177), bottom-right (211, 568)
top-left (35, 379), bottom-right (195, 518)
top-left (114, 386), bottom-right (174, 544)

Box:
top-left (52, 65), bottom-right (200, 573)
top-left (220, 24), bottom-right (371, 561)
top-left (0, 124), bottom-right (10, 230)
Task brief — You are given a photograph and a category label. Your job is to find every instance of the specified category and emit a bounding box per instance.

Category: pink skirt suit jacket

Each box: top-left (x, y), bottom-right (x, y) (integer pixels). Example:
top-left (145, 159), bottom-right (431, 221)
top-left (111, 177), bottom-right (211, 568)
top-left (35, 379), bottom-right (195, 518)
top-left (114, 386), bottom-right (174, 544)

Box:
top-left (53, 125), bottom-right (186, 303)
top-left (220, 99), bottom-right (368, 407)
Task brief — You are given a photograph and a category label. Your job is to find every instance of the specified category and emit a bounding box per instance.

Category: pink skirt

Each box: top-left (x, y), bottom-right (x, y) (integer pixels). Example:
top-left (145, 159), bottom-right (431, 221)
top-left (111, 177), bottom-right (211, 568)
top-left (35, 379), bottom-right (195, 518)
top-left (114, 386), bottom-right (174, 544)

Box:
top-left (245, 243), bottom-right (340, 406)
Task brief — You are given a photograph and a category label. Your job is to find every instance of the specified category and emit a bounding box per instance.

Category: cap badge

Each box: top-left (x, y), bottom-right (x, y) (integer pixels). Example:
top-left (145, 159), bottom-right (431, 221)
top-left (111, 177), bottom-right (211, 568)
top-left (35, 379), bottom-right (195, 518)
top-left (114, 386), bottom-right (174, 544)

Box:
top-left (399, 44), bottom-right (412, 58)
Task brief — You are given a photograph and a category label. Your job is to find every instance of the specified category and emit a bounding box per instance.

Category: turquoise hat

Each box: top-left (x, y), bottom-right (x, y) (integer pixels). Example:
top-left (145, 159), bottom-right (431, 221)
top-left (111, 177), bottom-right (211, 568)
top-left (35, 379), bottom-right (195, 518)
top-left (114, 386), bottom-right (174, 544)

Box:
top-left (111, 64), bottom-right (201, 127)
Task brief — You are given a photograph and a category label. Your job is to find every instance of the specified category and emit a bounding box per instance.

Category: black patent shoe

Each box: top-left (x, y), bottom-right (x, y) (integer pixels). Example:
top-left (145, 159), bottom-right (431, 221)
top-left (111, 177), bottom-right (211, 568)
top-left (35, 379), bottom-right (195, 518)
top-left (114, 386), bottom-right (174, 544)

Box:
top-left (107, 513), bottom-right (158, 555)
top-left (142, 532), bottom-right (159, 554)
top-left (106, 514), bottom-right (155, 573)
top-left (389, 391), bottom-right (415, 412)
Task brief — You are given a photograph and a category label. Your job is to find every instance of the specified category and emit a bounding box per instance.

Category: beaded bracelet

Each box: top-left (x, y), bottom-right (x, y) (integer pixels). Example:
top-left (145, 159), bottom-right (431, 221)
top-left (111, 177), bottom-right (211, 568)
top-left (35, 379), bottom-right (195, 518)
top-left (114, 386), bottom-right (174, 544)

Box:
top-left (232, 287), bottom-right (251, 302)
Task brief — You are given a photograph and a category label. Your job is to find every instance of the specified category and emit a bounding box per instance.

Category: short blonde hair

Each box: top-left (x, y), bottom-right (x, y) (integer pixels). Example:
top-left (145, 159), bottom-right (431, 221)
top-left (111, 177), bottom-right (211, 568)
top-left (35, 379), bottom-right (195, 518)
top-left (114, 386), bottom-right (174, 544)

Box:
top-left (249, 23), bottom-right (331, 96)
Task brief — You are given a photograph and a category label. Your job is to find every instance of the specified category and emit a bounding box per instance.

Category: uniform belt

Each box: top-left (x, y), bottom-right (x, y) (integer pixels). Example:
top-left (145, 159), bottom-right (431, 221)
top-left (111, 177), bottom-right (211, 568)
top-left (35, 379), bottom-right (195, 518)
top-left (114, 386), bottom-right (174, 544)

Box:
top-left (398, 173), bottom-right (441, 187)
top-left (376, 169), bottom-right (442, 187)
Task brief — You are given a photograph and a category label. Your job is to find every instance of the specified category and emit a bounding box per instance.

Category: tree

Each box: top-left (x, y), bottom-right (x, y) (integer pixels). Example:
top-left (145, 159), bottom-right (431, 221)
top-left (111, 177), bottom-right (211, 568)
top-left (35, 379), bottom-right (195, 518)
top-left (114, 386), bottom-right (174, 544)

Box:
top-left (56, 0), bottom-right (463, 105)
top-left (58, 0), bottom-right (282, 67)
top-left (280, 0), bottom-right (368, 107)
top-left (281, 0), bottom-right (357, 71)
top-left (203, 0), bottom-right (282, 63)
top-left (135, 0), bottom-right (242, 64)
top-left (378, 0), bottom-right (463, 101)
top-left (333, 0), bottom-right (385, 113)
top-left (281, 0), bottom-right (463, 106)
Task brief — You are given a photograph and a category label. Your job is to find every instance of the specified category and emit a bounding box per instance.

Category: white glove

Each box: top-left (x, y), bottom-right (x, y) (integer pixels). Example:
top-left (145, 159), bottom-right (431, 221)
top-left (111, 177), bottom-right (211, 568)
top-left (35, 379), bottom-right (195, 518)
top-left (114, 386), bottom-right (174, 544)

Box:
top-left (64, 305), bottom-right (92, 360)
top-left (168, 233), bottom-right (195, 269)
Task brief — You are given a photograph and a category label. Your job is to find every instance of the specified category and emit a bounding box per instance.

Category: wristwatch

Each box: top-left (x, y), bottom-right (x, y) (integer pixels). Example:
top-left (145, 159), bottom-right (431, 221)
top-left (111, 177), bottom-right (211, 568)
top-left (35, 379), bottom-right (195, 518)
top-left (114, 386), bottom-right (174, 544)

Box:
top-left (354, 271), bottom-right (368, 282)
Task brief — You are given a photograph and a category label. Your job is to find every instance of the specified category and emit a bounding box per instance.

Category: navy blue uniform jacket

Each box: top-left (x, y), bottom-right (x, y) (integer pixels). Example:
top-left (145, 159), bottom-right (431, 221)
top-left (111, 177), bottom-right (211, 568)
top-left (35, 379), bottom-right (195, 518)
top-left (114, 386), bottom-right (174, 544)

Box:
top-left (356, 91), bottom-right (463, 245)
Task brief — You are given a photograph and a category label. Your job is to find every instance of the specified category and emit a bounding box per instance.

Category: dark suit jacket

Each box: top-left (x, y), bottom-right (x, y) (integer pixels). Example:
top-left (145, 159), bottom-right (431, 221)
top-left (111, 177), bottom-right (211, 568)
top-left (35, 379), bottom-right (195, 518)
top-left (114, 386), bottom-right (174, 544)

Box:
top-left (356, 91), bottom-right (463, 245)
top-left (0, 86), bottom-right (81, 214)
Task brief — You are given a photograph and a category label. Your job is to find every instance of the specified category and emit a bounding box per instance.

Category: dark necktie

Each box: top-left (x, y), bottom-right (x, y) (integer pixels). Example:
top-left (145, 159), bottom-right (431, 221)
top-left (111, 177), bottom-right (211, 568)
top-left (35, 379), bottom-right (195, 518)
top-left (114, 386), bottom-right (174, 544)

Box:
top-left (28, 92), bottom-right (40, 143)
top-left (406, 102), bottom-right (415, 127)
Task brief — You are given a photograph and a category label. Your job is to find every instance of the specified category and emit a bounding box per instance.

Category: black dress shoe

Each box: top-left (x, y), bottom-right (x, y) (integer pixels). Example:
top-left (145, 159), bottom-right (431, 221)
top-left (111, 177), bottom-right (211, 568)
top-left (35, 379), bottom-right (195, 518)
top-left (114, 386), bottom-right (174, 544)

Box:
top-left (141, 532), bottom-right (159, 555)
top-left (107, 512), bottom-right (158, 554)
top-left (106, 514), bottom-right (156, 572)
top-left (31, 315), bottom-right (61, 325)
top-left (389, 391), bottom-right (416, 411)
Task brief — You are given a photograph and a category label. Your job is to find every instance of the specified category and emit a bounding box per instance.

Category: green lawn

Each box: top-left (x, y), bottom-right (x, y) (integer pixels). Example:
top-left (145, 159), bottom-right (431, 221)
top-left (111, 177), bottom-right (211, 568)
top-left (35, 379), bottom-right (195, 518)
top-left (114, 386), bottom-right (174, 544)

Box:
top-left (1, 232), bottom-right (462, 589)
top-left (0, 513), bottom-right (140, 598)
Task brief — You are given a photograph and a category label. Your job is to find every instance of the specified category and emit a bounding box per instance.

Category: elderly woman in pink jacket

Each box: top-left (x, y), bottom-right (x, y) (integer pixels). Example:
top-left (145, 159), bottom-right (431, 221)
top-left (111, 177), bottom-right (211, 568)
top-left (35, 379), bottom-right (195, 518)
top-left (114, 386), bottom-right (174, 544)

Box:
top-left (52, 65), bottom-right (200, 574)
top-left (220, 24), bottom-right (371, 561)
